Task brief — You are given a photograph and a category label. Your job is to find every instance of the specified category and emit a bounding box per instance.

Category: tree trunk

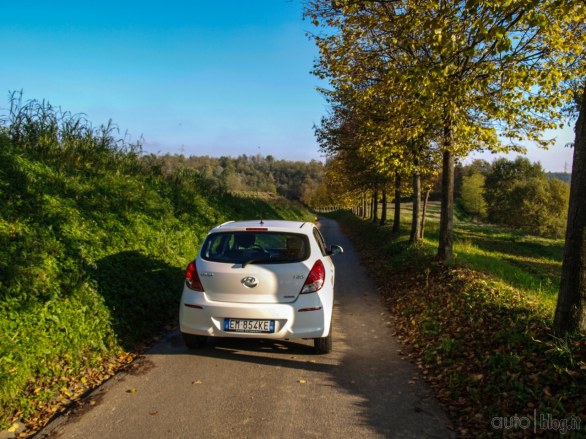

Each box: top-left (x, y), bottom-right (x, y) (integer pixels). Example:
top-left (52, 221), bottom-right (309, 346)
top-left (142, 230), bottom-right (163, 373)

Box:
top-left (438, 117), bottom-right (455, 261)
top-left (372, 188), bottom-right (379, 223)
top-left (393, 175), bottom-right (401, 234)
top-left (420, 187), bottom-right (430, 240)
top-left (410, 172), bottom-right (421, 243)
top-left (380, 186), bottom-right (387, 225)
top-left (554, 82), bottom-right (586, 335)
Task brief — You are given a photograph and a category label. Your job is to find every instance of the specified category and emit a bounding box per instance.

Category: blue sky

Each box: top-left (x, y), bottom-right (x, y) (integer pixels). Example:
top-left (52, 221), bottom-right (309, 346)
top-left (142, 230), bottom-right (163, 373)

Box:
top-left (0, 0), bottom-right (576, 170)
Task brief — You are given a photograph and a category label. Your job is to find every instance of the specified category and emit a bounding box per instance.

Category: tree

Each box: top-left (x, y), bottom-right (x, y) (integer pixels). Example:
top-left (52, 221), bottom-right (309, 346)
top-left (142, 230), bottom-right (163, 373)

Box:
top-left (481, 157), bottom-right (569, 236)
top-left (455, 159), bottom-right (492, 197)
top-left (507, 177), bottom-right (568, 237)
top-left (410, 166), bottom-right (422, 243)
top-left (545, 178), bottom-right (571, 238)
top-left (313, 86), bottom-right (401, 216)
top-left (380, 185), bottom-right (388, 225)
top-left (554, 81), bottom-right (586, 334)
top-left (392, 174), bottom-right (403, 234)
top-left (461, 173), bottom-right (487, 218)
top-left (484, 157), bottom-right (545, 224)
top-left (307, 0), bottom-right (586, 261)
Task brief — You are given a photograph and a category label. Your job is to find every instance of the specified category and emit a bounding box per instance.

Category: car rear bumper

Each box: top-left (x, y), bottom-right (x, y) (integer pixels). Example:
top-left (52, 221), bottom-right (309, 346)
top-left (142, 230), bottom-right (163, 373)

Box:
top-left (179, 287), bottom-right (331, 339)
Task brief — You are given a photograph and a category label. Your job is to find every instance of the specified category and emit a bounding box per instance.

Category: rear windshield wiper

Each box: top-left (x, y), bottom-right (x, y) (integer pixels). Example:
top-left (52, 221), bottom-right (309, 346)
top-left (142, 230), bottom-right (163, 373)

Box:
top-left (242, 256), bottom-right (291, 268)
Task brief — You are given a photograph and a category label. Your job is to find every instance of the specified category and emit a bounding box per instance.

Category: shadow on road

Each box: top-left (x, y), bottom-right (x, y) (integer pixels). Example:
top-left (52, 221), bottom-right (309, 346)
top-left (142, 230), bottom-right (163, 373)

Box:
top-left (150, 331), bottom-right (337, 374)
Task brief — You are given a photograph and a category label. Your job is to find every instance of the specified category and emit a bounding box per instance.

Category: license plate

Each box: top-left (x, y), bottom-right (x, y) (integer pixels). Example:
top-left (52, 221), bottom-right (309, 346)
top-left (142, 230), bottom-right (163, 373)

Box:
top-left (224, 319), bottom-right (275, 333)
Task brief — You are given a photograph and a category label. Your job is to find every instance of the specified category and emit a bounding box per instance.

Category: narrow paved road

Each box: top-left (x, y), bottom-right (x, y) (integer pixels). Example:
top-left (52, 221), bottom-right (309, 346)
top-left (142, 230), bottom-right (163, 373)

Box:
top-left (38, 218), bottom-right (454, 439)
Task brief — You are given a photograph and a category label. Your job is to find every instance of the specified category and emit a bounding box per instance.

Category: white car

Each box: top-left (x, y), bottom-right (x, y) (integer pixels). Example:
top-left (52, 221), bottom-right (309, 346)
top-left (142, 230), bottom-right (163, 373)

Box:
top-left (179, 219), bottom-right (343, 354)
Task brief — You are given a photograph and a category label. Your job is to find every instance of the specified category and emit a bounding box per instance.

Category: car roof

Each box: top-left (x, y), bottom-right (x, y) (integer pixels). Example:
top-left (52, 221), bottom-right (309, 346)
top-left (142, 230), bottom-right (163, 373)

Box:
top-left (209, 220), bottom-right (314, 234)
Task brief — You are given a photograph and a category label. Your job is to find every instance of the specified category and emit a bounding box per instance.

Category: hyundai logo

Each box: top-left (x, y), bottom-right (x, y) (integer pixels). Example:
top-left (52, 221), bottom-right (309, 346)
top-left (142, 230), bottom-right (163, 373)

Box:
top-left (241, 276), bottom-right (259, 288)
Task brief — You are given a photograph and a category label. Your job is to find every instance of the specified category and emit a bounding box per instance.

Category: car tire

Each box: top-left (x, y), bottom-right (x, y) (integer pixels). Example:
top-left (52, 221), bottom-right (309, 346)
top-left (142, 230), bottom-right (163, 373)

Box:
top-left (182, 333), bottom-right (207, 349)
top-left (313, 323), bottom-right (332, 354)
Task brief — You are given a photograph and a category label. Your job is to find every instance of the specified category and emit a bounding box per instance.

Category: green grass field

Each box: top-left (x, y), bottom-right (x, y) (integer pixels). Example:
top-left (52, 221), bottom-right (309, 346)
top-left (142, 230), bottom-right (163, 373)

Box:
top-left (379, 201), bottom-right (563, 311)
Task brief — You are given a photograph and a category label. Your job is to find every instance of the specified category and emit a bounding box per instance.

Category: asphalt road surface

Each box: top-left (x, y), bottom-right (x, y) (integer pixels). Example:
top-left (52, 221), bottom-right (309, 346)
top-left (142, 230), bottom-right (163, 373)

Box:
top-left (38, 217), bottom-right (454, 439)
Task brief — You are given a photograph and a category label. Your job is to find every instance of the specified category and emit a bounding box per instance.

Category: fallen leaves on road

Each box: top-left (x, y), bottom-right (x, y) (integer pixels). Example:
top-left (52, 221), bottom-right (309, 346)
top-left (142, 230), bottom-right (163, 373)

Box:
top-left (386, 267), bottom-right (585, 437)
top-left (9, 351), bottom-right (137, 437)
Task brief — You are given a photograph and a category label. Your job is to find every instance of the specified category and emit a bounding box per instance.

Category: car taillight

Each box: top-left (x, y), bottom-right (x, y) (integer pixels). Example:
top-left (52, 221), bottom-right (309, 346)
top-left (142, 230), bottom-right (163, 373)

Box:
top-left (185, 261), bottom-right (204, 291)
top-left (301, 260), bottom-right (325, 294)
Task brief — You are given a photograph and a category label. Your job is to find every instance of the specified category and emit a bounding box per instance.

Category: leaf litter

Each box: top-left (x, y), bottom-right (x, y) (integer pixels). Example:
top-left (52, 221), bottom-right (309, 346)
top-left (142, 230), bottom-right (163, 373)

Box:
top-left (338, 219), bottom-right (585, 437)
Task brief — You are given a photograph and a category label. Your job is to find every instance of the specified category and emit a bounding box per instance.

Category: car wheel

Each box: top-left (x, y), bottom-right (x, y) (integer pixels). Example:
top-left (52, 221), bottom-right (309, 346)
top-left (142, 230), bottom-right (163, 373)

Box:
top-left (313, 323), bottom-right (332, 354)
top-left (182, 333), bottom-right (207, 349)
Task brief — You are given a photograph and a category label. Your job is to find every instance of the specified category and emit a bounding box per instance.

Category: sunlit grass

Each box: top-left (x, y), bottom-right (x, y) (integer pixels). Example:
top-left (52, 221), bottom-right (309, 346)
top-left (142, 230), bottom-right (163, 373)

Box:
top-left (378, 201), bottom-right (563, 313)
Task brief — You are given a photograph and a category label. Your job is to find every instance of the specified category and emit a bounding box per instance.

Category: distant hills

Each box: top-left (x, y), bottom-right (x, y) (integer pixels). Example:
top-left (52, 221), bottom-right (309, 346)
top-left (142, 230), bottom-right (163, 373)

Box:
top-left (546, 172), bottom-right (571, 184)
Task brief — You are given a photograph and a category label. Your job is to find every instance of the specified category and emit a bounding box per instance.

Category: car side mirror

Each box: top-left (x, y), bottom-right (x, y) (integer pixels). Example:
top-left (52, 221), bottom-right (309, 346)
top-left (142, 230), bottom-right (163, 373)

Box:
top-left (329, 245), bottom-right (343, 255)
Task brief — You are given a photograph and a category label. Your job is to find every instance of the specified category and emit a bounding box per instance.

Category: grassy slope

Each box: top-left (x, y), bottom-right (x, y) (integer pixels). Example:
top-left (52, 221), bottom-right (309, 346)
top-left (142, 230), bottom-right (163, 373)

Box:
top-left (402, 202), bottom-right (563, 309)
top-left (0, 135), bottom-right (312, 431)
top-left (330, 206), bottom-right (585, 438)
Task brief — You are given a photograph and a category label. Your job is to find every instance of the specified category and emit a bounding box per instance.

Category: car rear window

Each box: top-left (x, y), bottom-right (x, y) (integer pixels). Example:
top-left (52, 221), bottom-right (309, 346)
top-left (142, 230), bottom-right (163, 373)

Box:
top-left (200, 232), bottom-right (310, 264)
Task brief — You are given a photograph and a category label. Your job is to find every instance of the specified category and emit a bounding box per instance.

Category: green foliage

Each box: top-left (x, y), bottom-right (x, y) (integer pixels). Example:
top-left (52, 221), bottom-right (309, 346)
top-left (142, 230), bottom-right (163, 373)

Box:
top-left (148, 153), bottom-right (325, 202)
top-left (506, 177), bottom-right (569, 238)
top-left (483, 158), bottom-right (570, 238)
top-left (455, 159), bottom-right (492, 197)
top-left (460, 173), bottom-right (487, 218)
top-left (545, 178), bottom-right (571, 237)
top-left (307, 0), bottom-right (585, 260)
top-left (0, 96), bottom-right (312, 430)
top-left (484, 157), bottom-right (545, 221)
top-left (3, 91), bottom-right (142, 172)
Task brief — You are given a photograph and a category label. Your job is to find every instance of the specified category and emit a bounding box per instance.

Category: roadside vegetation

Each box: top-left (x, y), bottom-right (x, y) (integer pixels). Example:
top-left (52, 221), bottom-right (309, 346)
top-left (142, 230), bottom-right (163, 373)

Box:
top-left (457, 157), bottom-right (570, 239)
top-left (327, 208), bottom-right (585, 437)
top-left (305, 6), bottom-right (586, 434)
top-left (402, 200), bottom-right (564, 309)
top-left (305, 0), bottom-right (586, 336)
top-left (0, 93), bottom-right (313, 434)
